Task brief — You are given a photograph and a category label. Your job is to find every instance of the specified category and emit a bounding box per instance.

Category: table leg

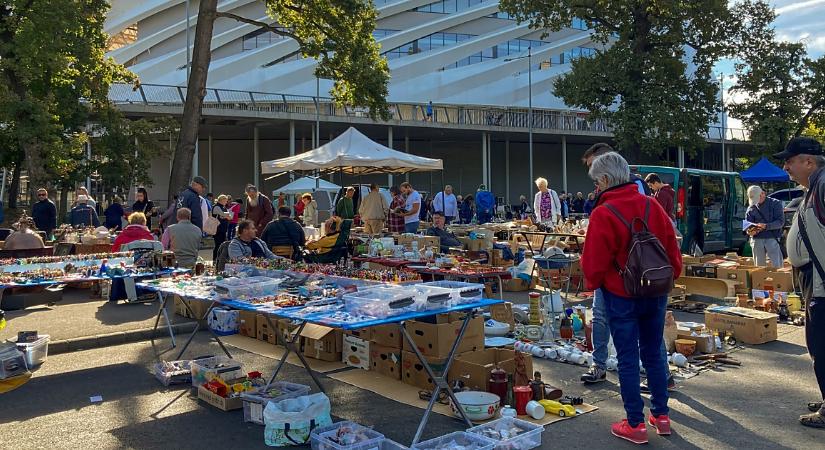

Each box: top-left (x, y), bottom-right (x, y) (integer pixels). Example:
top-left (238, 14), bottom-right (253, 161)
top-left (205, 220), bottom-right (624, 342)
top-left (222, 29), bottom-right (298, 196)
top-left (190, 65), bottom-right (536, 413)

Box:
top-left (262, 319), bottom-right (325, 394)
top-left (150, 292), bottom-right (176, 358)
top-left (402, 312), bottom-right (475, 445)
top-left (174, 299), bottom-right (232, 360)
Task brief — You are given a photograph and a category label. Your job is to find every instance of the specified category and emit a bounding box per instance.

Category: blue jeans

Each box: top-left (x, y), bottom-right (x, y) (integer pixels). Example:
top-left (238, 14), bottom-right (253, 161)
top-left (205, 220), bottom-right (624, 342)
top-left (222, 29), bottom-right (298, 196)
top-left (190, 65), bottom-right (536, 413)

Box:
top-left (591, 289), bottom-right (610, 369)
top-left (404, 221), bottom-right (419, 233)
top-left (603, 289), bottom-right (670, 426)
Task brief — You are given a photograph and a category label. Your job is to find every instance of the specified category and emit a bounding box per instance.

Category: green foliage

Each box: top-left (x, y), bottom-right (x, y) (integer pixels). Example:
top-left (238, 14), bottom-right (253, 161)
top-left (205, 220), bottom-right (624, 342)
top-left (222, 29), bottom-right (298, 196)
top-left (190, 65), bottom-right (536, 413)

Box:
top-left (500, 0), bottom-right (736, 158)
top-left (0, 0), bottom-right (134, 192)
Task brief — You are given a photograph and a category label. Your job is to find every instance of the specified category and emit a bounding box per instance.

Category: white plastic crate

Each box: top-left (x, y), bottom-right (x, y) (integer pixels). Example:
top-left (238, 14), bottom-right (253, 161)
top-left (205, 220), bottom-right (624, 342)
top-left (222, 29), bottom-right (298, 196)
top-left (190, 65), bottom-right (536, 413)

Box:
top-left (412, 432), bottom-right (496, 450)
top-left (310, 420), bottom-right (385, 450)
top-left (190, 356), bottom-right (244, 387)
top-left (418, 281), bottom-right (484, 303)
top-left (0, 344), bottom-right (28, 379)
top-left (378, 439), bottom-right (409, 450)
top-left (344, 286), bottom-right (421, 318)
top-left (241, 381), bottom-right (311, 425)
top-left (9, 334), bottom-right (49, 368)
top-left (213, 276), bottom-right (284, 300)
top-left (468, 417), bottom-right (544, 450)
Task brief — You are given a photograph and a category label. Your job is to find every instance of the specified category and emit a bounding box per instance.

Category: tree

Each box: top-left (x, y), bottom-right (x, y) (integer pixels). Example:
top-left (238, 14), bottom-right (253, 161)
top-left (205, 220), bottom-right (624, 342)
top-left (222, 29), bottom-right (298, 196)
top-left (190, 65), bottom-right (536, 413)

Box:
top-left (500, 0), bottom-right (737, 160)
top-left (168, 0), bottom-right (391, 204)
top-left (0, 0), bottom-right (133, 201)
top-left (726, 0), bottom-right (825, 153)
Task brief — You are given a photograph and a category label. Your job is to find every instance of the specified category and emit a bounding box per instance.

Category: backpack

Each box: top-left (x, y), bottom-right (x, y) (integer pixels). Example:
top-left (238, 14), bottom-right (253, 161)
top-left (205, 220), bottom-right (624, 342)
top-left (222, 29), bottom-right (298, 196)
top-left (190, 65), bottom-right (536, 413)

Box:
top-left (214, 240), bottom-right (232, 273)
top-left (604, 198), bottom-right (674, 298)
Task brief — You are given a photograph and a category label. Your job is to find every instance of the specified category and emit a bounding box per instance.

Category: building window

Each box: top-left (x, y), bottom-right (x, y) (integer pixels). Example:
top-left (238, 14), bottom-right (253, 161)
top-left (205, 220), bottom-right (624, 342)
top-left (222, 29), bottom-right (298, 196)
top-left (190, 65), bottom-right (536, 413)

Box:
top-left (558, 46), bottom-right (596, 64)
top-left (416, 0), bottom-right (486, 14)
top-left (242, 28), bottom-right (292, 51)
top-left (383, 32), bottom-right (475, 60)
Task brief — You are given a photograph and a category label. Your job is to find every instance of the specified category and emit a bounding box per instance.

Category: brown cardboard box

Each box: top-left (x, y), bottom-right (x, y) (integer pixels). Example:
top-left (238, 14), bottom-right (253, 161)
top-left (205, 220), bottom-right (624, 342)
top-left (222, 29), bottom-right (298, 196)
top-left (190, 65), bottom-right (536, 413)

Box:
top-left (401, 350), bottom-right (448, 390)
top-left (277, 318), bottom-right (302, 346)
top-left (448, 349), bottom-right (533, 391)
top-left (301, 324), bottom-right (343, 362)
top-left (716, 266), bottom-right (762, 294)
top-left (256, 314), bottom-right (277, 344)
top-left (490, 302), bottom-right (515, 331)
top-left (676, 333), bottom-right (715, 354)
top-left (343, 334), bottom-right (370, 370)
top-left (751, 268), bottom-right (795, 292)
top-left (371, 324), bottom-right (402, 348)
top-left (197, 383), bottom-right (244, 411)
top-left (402, 314), bottom-right (484, 358)
top-left (418, 236), bottom-right (440, 250)
top-left (503, 278), bottom-right (531, 292)
top-left (345, 327), bottom-right (374, 341)
top-left (704, 306), bottom-right (778, 345)
top-left (238, 311), bottom-right (258, 338)
top-left (370, 344), bottom-right (402, 380)
top-left (681, 255), bottom-right (700, 265)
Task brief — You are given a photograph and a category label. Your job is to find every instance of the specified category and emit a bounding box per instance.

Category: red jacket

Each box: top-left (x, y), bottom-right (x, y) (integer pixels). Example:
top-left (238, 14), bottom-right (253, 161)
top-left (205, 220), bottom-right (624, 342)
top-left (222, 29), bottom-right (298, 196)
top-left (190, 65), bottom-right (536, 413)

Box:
top-left (654, 184), bottom-right (676, 219)
top-left (582, 183), bottom-right (682, 297)
top-left (112, 224), bottom-right (155, 252)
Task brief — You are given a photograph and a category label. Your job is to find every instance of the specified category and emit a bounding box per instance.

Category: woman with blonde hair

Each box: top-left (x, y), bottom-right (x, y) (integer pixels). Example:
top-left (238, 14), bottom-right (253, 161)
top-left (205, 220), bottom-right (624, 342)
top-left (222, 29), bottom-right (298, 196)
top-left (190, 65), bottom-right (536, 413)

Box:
top-left (112, 212), bottom-right (155, 251)
top-left (533, 177), bottom-right (561, 224)
top-left (300, 193), bottom-right (319, 227)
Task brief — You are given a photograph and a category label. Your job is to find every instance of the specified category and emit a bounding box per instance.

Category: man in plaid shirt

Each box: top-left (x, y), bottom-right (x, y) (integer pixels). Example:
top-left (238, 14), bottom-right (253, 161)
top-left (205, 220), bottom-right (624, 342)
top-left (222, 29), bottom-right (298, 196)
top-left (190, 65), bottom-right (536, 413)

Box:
top-left (387, 185), bottom-right (406, 233)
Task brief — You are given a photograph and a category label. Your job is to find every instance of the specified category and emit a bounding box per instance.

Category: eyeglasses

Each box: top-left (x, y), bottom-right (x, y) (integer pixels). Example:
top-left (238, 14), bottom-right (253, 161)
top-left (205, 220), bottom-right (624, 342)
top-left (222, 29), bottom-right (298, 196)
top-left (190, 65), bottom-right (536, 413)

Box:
top-left (37, 193), bottom-right (47, 197)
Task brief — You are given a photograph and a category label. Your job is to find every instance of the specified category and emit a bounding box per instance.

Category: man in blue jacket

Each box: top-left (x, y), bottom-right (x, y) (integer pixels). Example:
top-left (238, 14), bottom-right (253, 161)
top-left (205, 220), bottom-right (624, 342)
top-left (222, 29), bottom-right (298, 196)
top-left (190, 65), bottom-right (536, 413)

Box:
top-left (70, 195), bottom-right (100, 227)
top-left (176, 176), bottom-right (207, 230)
top-left (31, 188), bottom-right (57, 238)
top-left (746, 185), bottom-right (785, 268)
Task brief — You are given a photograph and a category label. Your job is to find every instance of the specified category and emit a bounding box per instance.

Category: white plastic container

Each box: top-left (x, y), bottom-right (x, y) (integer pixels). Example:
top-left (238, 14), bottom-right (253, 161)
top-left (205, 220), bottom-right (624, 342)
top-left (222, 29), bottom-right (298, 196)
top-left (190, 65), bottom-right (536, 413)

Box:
top-left (241, 381), bottom-right (311, 425)
top-left (190, 356), bottom-right (244, 387)
top-left (10, 334), bottom-right (49, 368)
top-left (0, 344), bottom-right (28, 379)
top-left (343, 286), bottom-right (421, 318)
top-left (311, 420), bottom-right (385, 450)
top-left (412, 432), bottom-right (496, 450)
top-left (378, 439), bottom-right (409, 450)
top-left (468, 417), bottom-right (544, 450)
top-left (418, 281), bottom-right (484, 303)
top-left (213, 276), bottom-right (284, 300)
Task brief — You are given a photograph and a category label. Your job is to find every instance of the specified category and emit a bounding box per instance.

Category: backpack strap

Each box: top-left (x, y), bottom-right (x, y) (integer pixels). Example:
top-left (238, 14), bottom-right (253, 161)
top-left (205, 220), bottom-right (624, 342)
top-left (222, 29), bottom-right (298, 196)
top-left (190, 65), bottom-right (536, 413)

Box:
top-left (603, 203), bottom-right (632, 231)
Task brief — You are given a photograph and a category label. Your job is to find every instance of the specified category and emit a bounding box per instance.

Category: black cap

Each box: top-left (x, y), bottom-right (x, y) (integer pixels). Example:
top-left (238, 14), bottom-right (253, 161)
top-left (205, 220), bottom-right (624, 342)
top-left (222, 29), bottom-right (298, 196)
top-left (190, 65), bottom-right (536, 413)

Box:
top-left (773, 137), bottom-right (823, 160)
top-left (192, 176), bottom-right (208, 188)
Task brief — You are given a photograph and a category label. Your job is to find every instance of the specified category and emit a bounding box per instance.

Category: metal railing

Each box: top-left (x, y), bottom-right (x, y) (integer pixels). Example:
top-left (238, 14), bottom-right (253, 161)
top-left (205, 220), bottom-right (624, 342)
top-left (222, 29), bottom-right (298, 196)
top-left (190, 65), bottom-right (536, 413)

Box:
top-left (108, 82), bottom-right (748, 141)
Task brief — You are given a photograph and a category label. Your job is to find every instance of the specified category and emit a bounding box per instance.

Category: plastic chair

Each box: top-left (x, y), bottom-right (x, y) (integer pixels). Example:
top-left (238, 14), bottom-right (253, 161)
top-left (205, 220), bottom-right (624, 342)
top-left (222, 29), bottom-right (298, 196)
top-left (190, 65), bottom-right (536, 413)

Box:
top-left (271, 245), bottom-right (294, 259)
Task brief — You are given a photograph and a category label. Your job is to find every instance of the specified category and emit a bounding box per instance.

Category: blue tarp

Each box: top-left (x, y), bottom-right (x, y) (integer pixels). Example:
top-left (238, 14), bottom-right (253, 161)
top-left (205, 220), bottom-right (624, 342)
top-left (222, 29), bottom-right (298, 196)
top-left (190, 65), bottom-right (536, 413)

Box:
top-left (740, 157), bottom-right (790, 182)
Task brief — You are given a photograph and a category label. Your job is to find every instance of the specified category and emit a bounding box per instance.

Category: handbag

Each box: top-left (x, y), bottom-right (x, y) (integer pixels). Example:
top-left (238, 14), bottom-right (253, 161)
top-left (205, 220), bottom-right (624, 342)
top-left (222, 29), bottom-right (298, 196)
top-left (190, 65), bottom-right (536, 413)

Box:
top-left (263, 393), bottom-right (332, 447)
top-left (203, 216), bottom-right (219, 236)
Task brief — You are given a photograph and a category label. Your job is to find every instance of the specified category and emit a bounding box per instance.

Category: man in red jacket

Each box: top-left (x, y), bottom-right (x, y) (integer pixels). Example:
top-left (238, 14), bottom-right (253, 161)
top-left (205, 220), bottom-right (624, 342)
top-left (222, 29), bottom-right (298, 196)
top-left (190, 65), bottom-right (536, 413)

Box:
top-left (582, 152), bottom-right (682, 445)
top-left (645, 173), bottom-right (676, 221)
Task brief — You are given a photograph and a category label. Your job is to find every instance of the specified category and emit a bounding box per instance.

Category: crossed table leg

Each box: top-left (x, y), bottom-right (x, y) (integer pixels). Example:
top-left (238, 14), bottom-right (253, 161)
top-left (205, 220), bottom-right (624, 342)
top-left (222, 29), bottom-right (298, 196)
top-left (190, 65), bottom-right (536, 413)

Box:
top-left (260, 315), bottom-right (325, 394)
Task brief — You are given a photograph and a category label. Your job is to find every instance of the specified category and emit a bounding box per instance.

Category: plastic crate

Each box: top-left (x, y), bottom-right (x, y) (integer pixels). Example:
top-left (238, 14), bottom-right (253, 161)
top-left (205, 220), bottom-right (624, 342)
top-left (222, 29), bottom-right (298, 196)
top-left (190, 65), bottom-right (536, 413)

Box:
top-left (311, 420), bottom-right (385, 450)
top-left (0, 344), bottom-right (28, 379)
top-left (9, 334), bottom-right (49, 368)
top-left (153, 359), bottom-right (195, 386)
top-left (412, 432), bottom-right (496, 450)
top-left (468, 417), bottom-right (544, 450)
top-left (378, 439), bottom-right (409, 450)
top-left (417, 281), bottom-right (484, 303)
top-left (241, 381), bottom-right (311, 425)
top-left (190, 356), bottom-right (244, 387)
top-left (343, 286), bottom-right (422, 318)
top-left (213, 276), bottom-right (284, 300)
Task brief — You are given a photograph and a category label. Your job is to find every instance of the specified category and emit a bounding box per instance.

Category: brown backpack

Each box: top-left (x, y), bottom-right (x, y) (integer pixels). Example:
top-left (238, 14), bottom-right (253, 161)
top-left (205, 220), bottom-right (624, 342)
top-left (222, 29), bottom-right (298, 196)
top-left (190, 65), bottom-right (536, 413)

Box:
top-left (604, 199), bottom-right (674, 298)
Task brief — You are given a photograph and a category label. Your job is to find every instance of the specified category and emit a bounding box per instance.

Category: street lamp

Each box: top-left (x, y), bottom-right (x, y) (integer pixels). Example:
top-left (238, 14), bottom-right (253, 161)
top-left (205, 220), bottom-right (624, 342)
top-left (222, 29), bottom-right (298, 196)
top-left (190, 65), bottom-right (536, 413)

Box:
top-left (505, 46), bottom-right (533, 200)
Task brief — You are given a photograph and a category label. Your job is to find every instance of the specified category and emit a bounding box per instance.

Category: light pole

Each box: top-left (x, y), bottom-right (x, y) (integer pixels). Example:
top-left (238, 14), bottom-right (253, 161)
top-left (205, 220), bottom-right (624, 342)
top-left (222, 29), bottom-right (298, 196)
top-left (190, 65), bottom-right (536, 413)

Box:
top-left (505, 46), bottom-right (533, 199)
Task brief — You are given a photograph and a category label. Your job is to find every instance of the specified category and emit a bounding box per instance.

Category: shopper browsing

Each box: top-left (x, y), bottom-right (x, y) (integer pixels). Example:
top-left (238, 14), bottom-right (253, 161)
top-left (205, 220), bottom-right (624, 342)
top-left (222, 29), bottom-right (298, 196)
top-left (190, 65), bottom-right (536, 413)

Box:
top-left (745, 185), bottom-right (785, 268)
top-left (432, 185), bottom-right (458, 224)
top-left (532, 177), bottom-right (561, 225)
top-left (399, 182), bottom-right (421, 233)
top-left (359, 184), bottom-right (389, 234)
top-left (161, 208), bottom-right (203, 268)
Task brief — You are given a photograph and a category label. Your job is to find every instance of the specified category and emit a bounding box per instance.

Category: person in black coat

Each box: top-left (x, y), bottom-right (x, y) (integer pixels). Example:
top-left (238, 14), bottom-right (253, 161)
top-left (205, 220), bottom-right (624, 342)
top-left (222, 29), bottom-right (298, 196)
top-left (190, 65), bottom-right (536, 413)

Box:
top-left (132, 187), bottom-right (156, 230)
top-left (31, 188), bottom-right (57, 238)
top-left (103, 197), bottom-right (126, 230)
top-left (177, 176), bottom-right (207, 230)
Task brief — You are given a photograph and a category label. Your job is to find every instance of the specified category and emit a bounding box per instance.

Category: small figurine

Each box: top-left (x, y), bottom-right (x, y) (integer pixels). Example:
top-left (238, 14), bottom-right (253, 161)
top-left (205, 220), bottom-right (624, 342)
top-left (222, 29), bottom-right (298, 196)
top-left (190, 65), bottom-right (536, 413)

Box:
top-left (529, 371), bottom-right (546, 401)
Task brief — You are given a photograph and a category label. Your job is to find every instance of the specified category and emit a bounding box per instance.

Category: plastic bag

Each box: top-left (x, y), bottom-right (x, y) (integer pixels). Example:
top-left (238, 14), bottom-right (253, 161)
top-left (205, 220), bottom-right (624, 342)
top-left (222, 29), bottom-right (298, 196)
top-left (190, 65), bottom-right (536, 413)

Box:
top-left (264, 393), bottom-right (332, 447)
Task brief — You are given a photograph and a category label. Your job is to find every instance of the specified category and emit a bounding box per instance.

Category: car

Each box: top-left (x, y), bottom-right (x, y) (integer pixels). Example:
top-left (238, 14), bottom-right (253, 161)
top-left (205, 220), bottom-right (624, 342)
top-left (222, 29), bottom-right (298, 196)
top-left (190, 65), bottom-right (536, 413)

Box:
top-left (769, 187), bottom-right (804, 208)
top-left (538, 399), bottom-right (577, 417)
top-left (783, 196), bottom-right (803, 228)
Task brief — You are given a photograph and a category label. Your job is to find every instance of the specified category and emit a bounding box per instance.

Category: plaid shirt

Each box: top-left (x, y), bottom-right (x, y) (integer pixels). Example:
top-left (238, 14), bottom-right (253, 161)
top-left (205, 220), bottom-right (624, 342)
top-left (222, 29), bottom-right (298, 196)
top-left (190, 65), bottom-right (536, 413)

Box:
top-left (388, 195), bottom-right (406, 233)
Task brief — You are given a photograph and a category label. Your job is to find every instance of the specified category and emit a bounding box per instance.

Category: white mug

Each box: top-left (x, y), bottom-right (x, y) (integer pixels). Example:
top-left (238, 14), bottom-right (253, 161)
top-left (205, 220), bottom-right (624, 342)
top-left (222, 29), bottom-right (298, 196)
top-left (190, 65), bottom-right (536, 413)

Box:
top-left (526, 400), bottom-right (546, 420)
top-left (544, 348), bottom-right (558, 359)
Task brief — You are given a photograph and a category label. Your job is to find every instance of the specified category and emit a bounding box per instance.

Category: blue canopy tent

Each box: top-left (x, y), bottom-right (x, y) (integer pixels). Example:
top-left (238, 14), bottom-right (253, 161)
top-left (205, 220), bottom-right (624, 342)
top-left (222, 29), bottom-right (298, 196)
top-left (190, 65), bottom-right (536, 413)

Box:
top-left (740, 157), bottom-right (790, 182)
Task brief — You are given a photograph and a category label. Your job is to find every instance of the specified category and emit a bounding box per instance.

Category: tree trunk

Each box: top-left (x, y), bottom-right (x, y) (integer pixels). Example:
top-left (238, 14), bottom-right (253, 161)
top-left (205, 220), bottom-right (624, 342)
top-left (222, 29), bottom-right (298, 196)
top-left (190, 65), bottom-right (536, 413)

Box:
top-left (167, 0), bottom-right (218, 205)
top-left (8, 162), bottom-right (21, 209)
top-left (22, 140), bottom-right (50, 204)
top-left (59, 186), bottom-right (69, 225)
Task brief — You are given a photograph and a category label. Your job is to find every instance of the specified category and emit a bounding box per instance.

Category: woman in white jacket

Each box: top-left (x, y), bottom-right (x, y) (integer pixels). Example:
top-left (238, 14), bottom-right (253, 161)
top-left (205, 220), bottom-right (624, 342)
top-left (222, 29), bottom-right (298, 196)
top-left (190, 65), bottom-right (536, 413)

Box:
top-left (533, 177), bottom-right (561, 224)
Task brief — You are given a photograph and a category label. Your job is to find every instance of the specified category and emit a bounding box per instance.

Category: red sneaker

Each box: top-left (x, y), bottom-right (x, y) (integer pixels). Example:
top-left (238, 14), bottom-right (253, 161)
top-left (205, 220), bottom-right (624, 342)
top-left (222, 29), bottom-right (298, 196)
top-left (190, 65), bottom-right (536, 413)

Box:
top-left (648, 414), bottom-right (672, 435)
top-left (611, 419), bottom-right (648, 444)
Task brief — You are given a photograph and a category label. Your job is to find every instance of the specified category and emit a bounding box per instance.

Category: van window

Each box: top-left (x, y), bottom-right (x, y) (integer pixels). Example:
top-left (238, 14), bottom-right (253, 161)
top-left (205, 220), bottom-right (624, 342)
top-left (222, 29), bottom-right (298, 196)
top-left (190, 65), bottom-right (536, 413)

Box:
top-left (633, 170), bottom-right (675, 186)
top-left (701, 175), bottom-right (727, 249)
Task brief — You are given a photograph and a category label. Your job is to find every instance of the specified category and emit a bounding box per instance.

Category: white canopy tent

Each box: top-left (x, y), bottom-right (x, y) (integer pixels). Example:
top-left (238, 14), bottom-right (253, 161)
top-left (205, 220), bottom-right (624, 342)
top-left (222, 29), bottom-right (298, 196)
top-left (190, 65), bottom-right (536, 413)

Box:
top-left (260, 127), bottom-right (443, 175)
top-left (273, 176), bottom-right (341, 195)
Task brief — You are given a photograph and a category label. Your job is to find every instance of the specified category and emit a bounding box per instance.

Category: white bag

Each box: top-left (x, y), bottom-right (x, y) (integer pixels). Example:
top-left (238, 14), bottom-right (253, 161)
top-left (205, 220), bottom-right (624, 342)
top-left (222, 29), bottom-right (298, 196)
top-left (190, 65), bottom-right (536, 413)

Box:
top-left (203, 216), bottom-right (219, 236)
top-left (263, 393), bottom-right (332, 447)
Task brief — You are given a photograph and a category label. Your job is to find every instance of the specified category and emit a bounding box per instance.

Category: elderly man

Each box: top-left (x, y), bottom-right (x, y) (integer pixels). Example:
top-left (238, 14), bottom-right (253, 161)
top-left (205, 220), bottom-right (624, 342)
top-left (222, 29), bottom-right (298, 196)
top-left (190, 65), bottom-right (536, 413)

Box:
top-left (161, 208), bottom-right (202, 268)
top-left (359, 184), bottom-right (389, 234)
top-left (245, 185), bottom-right (274, 238)
top-left (582, 152), bottom-right (682, 444)
top-left (177, 176), bottom-right (208, 230)
top-left (31, 188), bottom-right (57, 238)
top-left (228, 219), bottom-right (278, 259)
top-left (432, 185), bottom-right (458, 224)
top-left (426, 211), bottom-right (462, 253)
top-left (76, 186), bottom-right (97, 211)
top-left (70, 195), bottom-right (100, 227)
top-left (4, 215), bottom-right (45, 250)
top-left (336, 186), bottom-right (356, 219)
top-left (775, 136), bottom-right (825, 429)
top-left (746, 185), bottom-right (785, 268)
top-left (261, 206), bottom-right (306, 259)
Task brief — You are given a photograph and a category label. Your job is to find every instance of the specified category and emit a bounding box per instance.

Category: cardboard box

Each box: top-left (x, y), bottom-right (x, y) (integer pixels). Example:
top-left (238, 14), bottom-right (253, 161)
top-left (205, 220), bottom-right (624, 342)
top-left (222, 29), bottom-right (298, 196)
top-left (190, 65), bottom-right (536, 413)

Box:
top-left (256, 314), bottom-right (277, 344)
top-left (371, 324), bottom-right (402, 348)
top-left (676, 333), bottom-right (715, 354)
top-left (187, 299), bottom-right (212, 320)
top-left (448, 349), bottom-right (533, 391)
top-left (278, 319), bottom-right (302, 346)
top-left (345, 327), bottom-right (373, 341)
top-left (705, 306), bottom-right (778, 345)
top-left (751, 268), bottom-right (795, 292)
top-left (503, 278), bottom-right (532, 292)
top-left (343, 334), bottom-right (370, 370)
top-left (370, 344), bottom-right (402, 380)
top-left (174, 295), bottom-right (187, 318)
top-left (197, 384), bottom-right (244, 411)
top-left (401, 350), bottom-right (447, 390)
top-left (402, 314), bottom-right (484, 358)
top-left (716, 266), bottom-right (762, 294)
top-left (489, 302), bottom-right (515, 331)
top-left (397, 235), bottom-right (440, 251)
top-left (238, 311), bottom-right (258, 338)
top-left (301, 324), bottom-right (343, 362)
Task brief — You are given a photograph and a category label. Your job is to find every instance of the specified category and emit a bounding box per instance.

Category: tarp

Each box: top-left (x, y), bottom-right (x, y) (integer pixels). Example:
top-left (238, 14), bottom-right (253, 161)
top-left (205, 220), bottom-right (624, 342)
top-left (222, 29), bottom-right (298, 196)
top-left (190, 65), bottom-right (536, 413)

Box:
top-left (260, 127), bottom-right (443, 175)
top-left (273, 176), bottom-right (340, 195)
top-left (740, 157), bottom-right (790, 182)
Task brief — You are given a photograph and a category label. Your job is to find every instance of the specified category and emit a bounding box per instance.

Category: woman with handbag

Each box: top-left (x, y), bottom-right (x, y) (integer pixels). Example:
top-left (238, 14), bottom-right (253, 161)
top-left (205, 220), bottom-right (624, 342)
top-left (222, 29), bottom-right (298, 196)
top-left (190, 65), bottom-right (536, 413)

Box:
top-left (211, 195), bottom-right (232, 260)
top-left (133, 187), bottom-right (157, 230)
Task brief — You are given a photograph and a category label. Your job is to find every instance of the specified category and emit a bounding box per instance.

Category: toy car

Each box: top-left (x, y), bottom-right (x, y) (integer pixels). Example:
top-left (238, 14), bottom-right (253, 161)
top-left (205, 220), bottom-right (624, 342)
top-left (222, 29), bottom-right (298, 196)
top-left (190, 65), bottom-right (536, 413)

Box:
top-left (538, 399), bottom-right (577, 417)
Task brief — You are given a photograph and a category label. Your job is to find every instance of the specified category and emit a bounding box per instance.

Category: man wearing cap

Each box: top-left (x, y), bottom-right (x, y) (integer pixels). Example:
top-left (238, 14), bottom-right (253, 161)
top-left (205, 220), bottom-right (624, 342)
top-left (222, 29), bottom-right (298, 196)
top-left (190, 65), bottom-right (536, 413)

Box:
top-left (776, 136), bottom-right (825, 429)
top-left (177, 176), bottom-right (207, 230)
top-left (245, 184), bottom-right (274, 238)
top-left (70, 194), bottom-right (101, 227)
top-left (745, 185), bottom-right (785, 268)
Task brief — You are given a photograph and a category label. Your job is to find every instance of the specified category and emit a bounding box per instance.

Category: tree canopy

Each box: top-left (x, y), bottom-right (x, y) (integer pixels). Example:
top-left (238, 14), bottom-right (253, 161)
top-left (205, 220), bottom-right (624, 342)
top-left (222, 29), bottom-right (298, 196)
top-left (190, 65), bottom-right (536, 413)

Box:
top-left (500, 0), bottom-right (737, 159)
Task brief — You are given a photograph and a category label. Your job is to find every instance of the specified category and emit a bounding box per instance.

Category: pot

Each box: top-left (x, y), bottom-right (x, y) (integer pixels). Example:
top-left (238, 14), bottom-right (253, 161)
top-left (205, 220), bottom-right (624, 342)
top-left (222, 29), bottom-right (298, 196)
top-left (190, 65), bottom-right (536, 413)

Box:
top-left (450, 391), bottom-right (501, 421)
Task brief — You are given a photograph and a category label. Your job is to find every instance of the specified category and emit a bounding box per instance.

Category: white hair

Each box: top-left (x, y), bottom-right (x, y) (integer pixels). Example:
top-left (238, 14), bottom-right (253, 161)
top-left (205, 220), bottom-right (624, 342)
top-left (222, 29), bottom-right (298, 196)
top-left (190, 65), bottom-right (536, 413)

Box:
top-left (747, 185), bottom-right (763, 206)
top-left (535, 177), bottom-right (548, 189)
top-left (588, 152), bottom-right (630, 188)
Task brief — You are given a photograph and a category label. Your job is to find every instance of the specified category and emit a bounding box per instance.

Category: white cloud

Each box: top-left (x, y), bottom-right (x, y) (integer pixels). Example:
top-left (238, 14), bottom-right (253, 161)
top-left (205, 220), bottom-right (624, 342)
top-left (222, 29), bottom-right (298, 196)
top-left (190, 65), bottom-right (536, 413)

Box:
top-left (775, 0), bottom-right (825, 15)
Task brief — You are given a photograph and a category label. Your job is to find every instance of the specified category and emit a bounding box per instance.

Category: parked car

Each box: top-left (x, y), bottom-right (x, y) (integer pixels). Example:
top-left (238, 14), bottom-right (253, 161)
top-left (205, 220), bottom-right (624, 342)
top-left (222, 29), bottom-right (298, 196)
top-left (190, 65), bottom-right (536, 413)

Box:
top-left (769, 187), bottom-right (804, 207)
top-left (630, 166), bottom-right (749, 254)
